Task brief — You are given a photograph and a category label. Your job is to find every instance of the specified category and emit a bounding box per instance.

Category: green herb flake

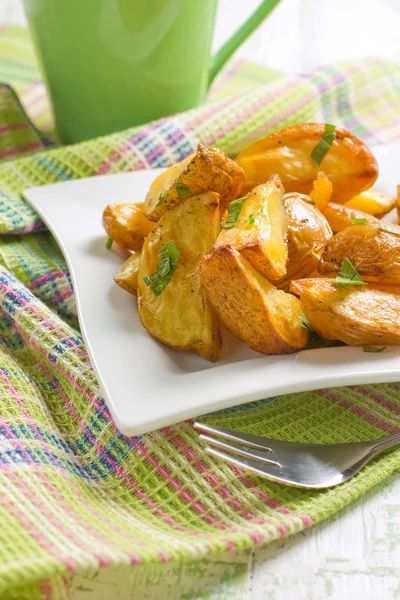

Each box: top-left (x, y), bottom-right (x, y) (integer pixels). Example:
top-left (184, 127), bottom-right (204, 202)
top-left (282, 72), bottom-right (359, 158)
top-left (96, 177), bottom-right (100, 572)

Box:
top-left (363, 345), bottom-right (386, 353)
top-left (143, 240), bottom-right (180, 296)
top-left (105, 237), bottom-right (113, 250)
top-left (299, 313), bottom-right (313, 331)
top-left (311, 123), bottom-right (336, 167)
top-left (159, 240), bottom-right (180, 263)
top-left (221, 197), bottom-right (245, 229)
top-left (332, 258), bottom-right (367, 286)
top-left (379, 222), bottom-right (400, 236)
top-left (352, 217), bottom-right (369, 225)
top-left (176, 183), bottom-right (191, 200)
top-left (158, 191), bottom-right (166, 202)
top-left (249, 213), bottom-right (255, 225)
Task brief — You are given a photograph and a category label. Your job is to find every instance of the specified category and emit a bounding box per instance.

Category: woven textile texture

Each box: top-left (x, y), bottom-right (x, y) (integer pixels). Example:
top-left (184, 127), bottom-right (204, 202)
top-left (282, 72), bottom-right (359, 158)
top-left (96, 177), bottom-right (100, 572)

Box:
top-left (0, 25), bottom-right (400, 600)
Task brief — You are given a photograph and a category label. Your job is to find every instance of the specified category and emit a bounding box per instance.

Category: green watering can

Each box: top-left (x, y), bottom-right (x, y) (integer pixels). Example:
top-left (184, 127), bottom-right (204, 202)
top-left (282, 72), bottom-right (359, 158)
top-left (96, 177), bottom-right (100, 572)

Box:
top-left (23, 0), bottom-right (281, 143)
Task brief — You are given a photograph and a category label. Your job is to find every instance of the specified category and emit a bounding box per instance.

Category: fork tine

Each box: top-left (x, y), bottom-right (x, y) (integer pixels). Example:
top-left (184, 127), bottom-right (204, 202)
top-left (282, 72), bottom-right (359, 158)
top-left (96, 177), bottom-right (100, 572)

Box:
top-left (204, 445), bottom-right (345, 489)
top-left (194, 422), bottom-right (274, 452)
top-left (203, 445), bottom-right (292, 485)
top-left (199, 434), bottom-right (281, 467)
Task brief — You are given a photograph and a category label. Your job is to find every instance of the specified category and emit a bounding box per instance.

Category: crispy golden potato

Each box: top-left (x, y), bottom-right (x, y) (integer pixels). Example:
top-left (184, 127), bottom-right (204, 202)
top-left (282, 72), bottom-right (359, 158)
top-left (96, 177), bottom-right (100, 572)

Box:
top-left (276, 195), bottom-right (332, 290)
top-left (345, 189), bottom-right (396, 217)
top-left (236, 123), bottom-right (378, 202)
top-left (290, 278), bottom-right (400, 345)
top-left (284, 195), bottom-right (379, 232)
top-left (102, 202), bottom-right (154, 252)
top-left (114, 252), bottom-right (141, 296)
top-left (319, 221), bottom-right (400, 283)
top-left (138, 192), bottom-right (221, 361)
top-left (214, 175), bottom-right (287, 281)
top-left (323, 202), bottom-right (377, 232)
top-left (201, 246), bottom-right (309, 355)
top-left (309, 172), bottom-right (332, 212)
top-left (144, 144), bottom-right (245, 221)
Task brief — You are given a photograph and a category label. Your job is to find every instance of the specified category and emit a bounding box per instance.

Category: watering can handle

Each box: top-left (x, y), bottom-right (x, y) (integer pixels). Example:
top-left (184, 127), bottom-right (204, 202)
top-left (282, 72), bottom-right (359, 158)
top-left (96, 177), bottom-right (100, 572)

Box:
top-left (208, 0), bottom-right (281, 86)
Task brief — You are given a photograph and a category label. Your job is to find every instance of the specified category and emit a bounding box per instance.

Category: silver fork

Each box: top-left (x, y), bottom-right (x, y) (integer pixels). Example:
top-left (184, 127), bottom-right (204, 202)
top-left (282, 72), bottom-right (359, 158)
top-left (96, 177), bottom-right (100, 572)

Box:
top-left (194, 422), bottom-right (400, 489)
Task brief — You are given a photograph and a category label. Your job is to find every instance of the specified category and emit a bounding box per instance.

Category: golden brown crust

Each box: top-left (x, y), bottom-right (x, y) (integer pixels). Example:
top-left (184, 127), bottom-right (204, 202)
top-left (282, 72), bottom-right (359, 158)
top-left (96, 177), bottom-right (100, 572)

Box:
top-left (102, 203), bottom-right (154, 252)
top-left (345, 189), bottom-right (396, 217)
top-left (322, 202), bottom-right (378, 232)
top-left (318, 221), bottom-right (400, 283)
top-left (236, 123), bottom-right (378, 202)
top-left (290, 278), bottom-right (400, 345)
top-left (201, 246), bottom-right (309, 354)
top-left (276, 195), bottom-right (332, 289)
top-left (144, 144), bottom-right (245, 221)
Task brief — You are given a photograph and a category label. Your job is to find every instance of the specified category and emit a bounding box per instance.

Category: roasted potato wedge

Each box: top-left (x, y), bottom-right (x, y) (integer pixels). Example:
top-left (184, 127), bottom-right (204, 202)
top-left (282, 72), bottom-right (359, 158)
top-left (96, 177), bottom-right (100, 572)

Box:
top-left (323, 202), bottom-right (377, 232)
top-left (236, 124), bottom-right (378, 202)
top-left (319, 221), bottom-right (400, 283)
top-left (201, 246), bottom-right (309, 354)
top-left (276, 195), bottom-right (332, 289)
top-left (144, 144), bottom-right (245, 221)
top-left (114, 251), bottom-right (141, 296)
top-left (285, 195), bottom-right (378, 232)
top-left (214, 175), bottom-right (287, 281)
top-left (345, 189), bottom-right (396, 217)
top-left (138, 192), bottom-right (221, 361)
top-left (290, 278), bottom-right (400, 346)
top-left (102, 202), bottom-right (154, 252)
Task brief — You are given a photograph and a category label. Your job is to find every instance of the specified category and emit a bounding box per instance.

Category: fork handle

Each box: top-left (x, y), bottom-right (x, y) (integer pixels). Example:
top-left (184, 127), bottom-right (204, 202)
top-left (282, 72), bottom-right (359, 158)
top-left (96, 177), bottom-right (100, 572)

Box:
top-left (372, 431), bottom-right (400, 453)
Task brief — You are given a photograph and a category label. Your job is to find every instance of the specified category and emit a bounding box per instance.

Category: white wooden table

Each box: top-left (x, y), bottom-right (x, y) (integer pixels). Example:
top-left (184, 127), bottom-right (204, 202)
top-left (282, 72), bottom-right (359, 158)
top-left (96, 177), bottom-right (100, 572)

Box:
top-left (2, 1), bottom-right (400, 598)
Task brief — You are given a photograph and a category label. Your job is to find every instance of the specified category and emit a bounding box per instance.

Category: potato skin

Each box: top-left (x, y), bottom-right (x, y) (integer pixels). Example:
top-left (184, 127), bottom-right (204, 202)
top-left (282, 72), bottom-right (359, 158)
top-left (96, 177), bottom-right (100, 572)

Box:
top-left (236, 123), bottom-right (378, 203)
top-left (144, 144), bottom-right (245, 221)
top-left (323, 202), bottom-right (377, 233)
top-left (345, 189), bottom-right (396, 217)
top-left (201, 246), bottom-right (309, 355)
top-left (276, 195), bottom-right (332, 289)
top-left (102, 202), bottom-right (154, 252)
top-left (319, 222), bottom-right (400, 283)
top-left (215, 175), bottom-right (288, 281)
top-left (114, 252), bottom-right (141, 296)
top-left (284, 195), bottom-right (378, 233)
top-left (290, 278), bottom-right (400, 345)
top-left (138, 192), bottom-right (221, 361)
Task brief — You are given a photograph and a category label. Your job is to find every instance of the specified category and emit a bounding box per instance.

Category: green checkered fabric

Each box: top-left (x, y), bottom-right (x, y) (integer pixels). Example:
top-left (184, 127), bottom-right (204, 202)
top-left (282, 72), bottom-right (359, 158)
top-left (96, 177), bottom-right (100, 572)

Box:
top-left (0, 25), bottom-right (399, 600)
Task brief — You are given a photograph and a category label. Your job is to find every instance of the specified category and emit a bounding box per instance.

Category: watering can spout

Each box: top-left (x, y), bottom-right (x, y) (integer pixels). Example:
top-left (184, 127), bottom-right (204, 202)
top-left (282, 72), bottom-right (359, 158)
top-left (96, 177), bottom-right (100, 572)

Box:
top-left (208, 0), bottom-right (281, 87)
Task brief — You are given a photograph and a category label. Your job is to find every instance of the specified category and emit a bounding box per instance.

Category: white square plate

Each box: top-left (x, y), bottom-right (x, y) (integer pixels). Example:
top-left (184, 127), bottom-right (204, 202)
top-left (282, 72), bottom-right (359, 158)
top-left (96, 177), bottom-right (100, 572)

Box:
top-left (24, 142), bottom-right (400, 436)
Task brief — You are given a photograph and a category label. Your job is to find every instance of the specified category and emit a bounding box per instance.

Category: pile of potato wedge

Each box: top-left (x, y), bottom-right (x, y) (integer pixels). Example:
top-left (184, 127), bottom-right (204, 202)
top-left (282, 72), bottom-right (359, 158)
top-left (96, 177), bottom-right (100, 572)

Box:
top-left (103, 123), bottom-right (400, 361)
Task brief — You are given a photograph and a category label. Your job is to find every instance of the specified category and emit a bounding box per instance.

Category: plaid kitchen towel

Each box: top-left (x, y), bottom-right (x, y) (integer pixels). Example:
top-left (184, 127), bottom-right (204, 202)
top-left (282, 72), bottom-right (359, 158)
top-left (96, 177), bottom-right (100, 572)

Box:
top-left (0, 25), bottom-right (400, 600)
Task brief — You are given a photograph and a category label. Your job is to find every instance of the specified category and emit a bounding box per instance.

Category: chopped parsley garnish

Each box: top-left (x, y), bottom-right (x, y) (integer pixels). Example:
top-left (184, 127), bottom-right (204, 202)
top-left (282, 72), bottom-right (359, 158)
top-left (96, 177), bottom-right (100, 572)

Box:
top-left (221, 197), bottom-right (245, 229)
top-left (143, 240), bottom-right (180, 296)
top-left (311, 124), bottom-right (336, 167)
top-left (158, 191), bottom-right (166, 202)
top-left (379, 222), bottom-right (400, 236)
top-left (299, 313), bottom-right (313, 331)
top-left (332, 258), bottom-right (367, 286)
top-left (105, 237), bottom-right (113, 250)
top-left (363, 345), bottom-right (386, 353)
top-left (176, 183), bottom-right (191, 200)
top-left (249, 213), bottom-right (255, 225)
top-left (352, 217), bottom-right (369, 225)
